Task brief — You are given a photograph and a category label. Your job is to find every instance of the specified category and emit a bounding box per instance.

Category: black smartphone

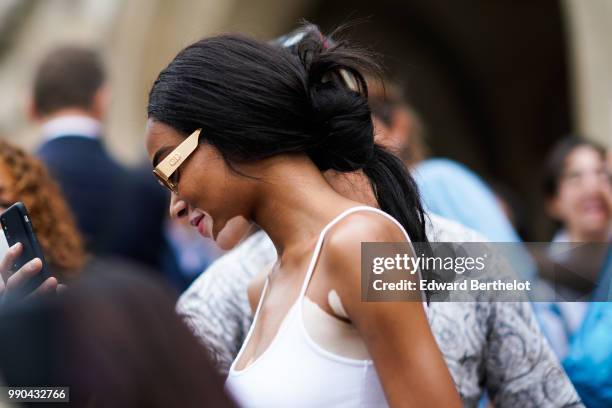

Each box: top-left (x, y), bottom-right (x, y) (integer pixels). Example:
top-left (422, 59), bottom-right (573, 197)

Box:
top-left (0, 202), bottom-right (50, 295)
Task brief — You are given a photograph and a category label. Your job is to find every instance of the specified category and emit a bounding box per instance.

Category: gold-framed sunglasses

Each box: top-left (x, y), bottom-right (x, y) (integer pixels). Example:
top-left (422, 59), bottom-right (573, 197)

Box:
top-left (152, 128), bottom-right (202, 193)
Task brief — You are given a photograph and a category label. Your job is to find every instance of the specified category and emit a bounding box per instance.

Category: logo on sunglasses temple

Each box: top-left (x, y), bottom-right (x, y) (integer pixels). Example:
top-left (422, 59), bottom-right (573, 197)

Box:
top-left (169, 153), bottom-right (182, 167)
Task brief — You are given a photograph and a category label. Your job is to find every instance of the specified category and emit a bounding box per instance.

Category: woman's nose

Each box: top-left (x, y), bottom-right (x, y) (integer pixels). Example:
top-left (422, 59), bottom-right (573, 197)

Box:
top-left (169, 194), bottom-right (188, 219)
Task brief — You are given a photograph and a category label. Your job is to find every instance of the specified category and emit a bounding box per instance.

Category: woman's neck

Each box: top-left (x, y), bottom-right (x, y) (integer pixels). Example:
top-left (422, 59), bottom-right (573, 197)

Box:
top-left (250, 156), bottom-right (362, 255)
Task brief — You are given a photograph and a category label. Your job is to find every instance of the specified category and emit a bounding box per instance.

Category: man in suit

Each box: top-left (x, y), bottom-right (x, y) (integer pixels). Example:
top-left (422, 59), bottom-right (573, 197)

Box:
top-left (28, 46), bottom-right (168, 267)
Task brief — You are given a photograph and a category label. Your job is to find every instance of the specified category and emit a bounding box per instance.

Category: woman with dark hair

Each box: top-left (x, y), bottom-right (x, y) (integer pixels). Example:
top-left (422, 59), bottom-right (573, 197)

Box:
top-left (538, 136), bottom-right (611, 361)
top-left (0, 268), bottom-right (234, 407)
top-left (146, 29), bottom-right (460, 407)
top-left (543, 136), bottom-right (611, 243)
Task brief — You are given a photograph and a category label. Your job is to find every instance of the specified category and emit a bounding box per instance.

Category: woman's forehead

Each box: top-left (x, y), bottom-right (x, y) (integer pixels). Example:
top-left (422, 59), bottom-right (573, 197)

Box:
top-left (566, 146), bottom-right (604, 169)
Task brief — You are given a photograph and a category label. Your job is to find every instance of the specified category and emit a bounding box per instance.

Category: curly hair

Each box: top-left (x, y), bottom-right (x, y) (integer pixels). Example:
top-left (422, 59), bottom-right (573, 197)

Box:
top-left (0, 139), bottom-right (86, 280)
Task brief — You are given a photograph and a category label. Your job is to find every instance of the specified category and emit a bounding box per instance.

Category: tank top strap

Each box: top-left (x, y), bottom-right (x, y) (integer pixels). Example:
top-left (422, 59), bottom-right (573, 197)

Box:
top-left (232, 276), bottom-right (270, 368)
top-left (298, 206), bottom-right (413, 300)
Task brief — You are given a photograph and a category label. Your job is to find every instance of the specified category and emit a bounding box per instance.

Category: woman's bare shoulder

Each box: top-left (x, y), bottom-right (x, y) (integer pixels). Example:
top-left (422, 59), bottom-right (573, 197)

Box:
top-left (326, 210), bottom-right (407, 259)
top-left (316, 210), bottom-right (407, 292)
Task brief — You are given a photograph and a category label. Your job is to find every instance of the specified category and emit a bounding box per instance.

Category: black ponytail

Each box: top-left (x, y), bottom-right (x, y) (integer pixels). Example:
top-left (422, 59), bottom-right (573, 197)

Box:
top-left (295, 28), bottom-right (429, 244)
top-left (147, 26), bottom-right (429, 244)
top-left (363, 145), bottom-right (428, 243)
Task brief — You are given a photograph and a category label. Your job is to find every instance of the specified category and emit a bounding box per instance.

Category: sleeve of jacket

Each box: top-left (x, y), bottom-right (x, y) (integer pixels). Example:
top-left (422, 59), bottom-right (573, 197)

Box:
top-left (485, 301), bottom-right (584, 408)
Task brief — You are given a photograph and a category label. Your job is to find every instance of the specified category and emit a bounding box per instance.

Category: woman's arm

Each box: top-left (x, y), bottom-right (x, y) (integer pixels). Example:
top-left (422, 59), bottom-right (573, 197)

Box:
top-left (320, 212), bottom-right (461, 408)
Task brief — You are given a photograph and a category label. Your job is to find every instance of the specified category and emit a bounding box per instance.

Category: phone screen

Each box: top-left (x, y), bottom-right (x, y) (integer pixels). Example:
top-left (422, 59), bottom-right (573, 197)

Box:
top-left (0, 228), bottom-right (9, 273)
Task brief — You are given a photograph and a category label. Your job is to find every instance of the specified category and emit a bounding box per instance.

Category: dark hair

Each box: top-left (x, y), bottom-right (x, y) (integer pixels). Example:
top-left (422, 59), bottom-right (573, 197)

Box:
top-left (148, 29), bottom-right (428, 244)
top-left (543, 136), bottom-right (606, 198)
top-left (0, 268), bottom-right (234, 407)
top-left (33, 46), bottom-right (105, 115)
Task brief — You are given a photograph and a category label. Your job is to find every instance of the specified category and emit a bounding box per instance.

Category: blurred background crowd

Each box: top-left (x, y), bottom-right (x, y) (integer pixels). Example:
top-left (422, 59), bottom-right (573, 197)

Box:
top-left (1, 0), bottom-right (611, 240)
top-left (0, 0), bottom-right (610, 407)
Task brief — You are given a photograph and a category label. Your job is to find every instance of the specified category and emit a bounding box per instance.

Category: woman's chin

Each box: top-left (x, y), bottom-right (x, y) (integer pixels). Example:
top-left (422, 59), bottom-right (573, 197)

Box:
top-left (197, 221), bottom-right (209, 238)
top-left (215, 217), bottom-right (252, 250)
top-left (195, 212), bottom-right (215, 240)
top-left (210, 215), bottom-right (229, 243)
top-left (215, 228), bottom-right (241, 250)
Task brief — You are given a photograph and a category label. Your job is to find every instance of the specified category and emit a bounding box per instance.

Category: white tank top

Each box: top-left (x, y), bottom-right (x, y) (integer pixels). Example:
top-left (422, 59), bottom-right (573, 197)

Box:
top-left (225, 206), bottom-right (423, 407)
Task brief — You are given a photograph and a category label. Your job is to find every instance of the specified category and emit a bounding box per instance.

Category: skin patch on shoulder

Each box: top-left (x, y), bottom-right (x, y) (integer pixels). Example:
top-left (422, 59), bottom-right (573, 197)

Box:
top-left (328, 289), bottom-right (349, 320)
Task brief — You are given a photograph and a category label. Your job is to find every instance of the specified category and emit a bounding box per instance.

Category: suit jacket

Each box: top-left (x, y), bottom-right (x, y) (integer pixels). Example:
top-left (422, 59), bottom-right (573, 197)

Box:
top-left (37, 135), bottom-right (129, 255)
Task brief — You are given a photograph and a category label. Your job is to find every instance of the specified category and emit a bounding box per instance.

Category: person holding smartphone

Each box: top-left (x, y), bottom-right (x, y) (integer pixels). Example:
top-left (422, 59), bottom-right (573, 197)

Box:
top-left (0, 139), bottom-right (86, 281)
top-left (0, 138), bottom-right (82, 301)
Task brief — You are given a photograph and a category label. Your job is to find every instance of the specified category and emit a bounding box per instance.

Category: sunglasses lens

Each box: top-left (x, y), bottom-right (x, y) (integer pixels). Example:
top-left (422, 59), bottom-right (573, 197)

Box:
top-left (153, 171), bottom-right (175, 193)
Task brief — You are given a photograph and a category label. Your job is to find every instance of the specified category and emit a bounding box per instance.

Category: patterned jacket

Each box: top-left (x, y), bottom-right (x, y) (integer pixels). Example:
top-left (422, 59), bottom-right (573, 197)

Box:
top-left (177, 213), bottom-right (583, 407)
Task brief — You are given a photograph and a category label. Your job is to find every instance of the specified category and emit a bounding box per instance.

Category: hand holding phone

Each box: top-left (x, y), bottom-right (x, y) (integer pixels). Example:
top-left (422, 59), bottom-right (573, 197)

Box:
top-left (0, 202), bottom-right (57, 301)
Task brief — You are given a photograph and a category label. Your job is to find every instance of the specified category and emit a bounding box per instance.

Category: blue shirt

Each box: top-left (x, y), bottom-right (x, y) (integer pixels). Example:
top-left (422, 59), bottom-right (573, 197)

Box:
top-left (413, 158), bottom-right (521, 243)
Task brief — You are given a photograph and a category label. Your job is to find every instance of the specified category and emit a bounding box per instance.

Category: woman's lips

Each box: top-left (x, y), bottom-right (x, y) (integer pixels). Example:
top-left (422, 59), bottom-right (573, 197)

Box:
top-left (198, 217), bottom-right (207, 237)
top-left (190, 214), bottom-right (204, 231)
top-left (190, 213), bottom-right (212, 238)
